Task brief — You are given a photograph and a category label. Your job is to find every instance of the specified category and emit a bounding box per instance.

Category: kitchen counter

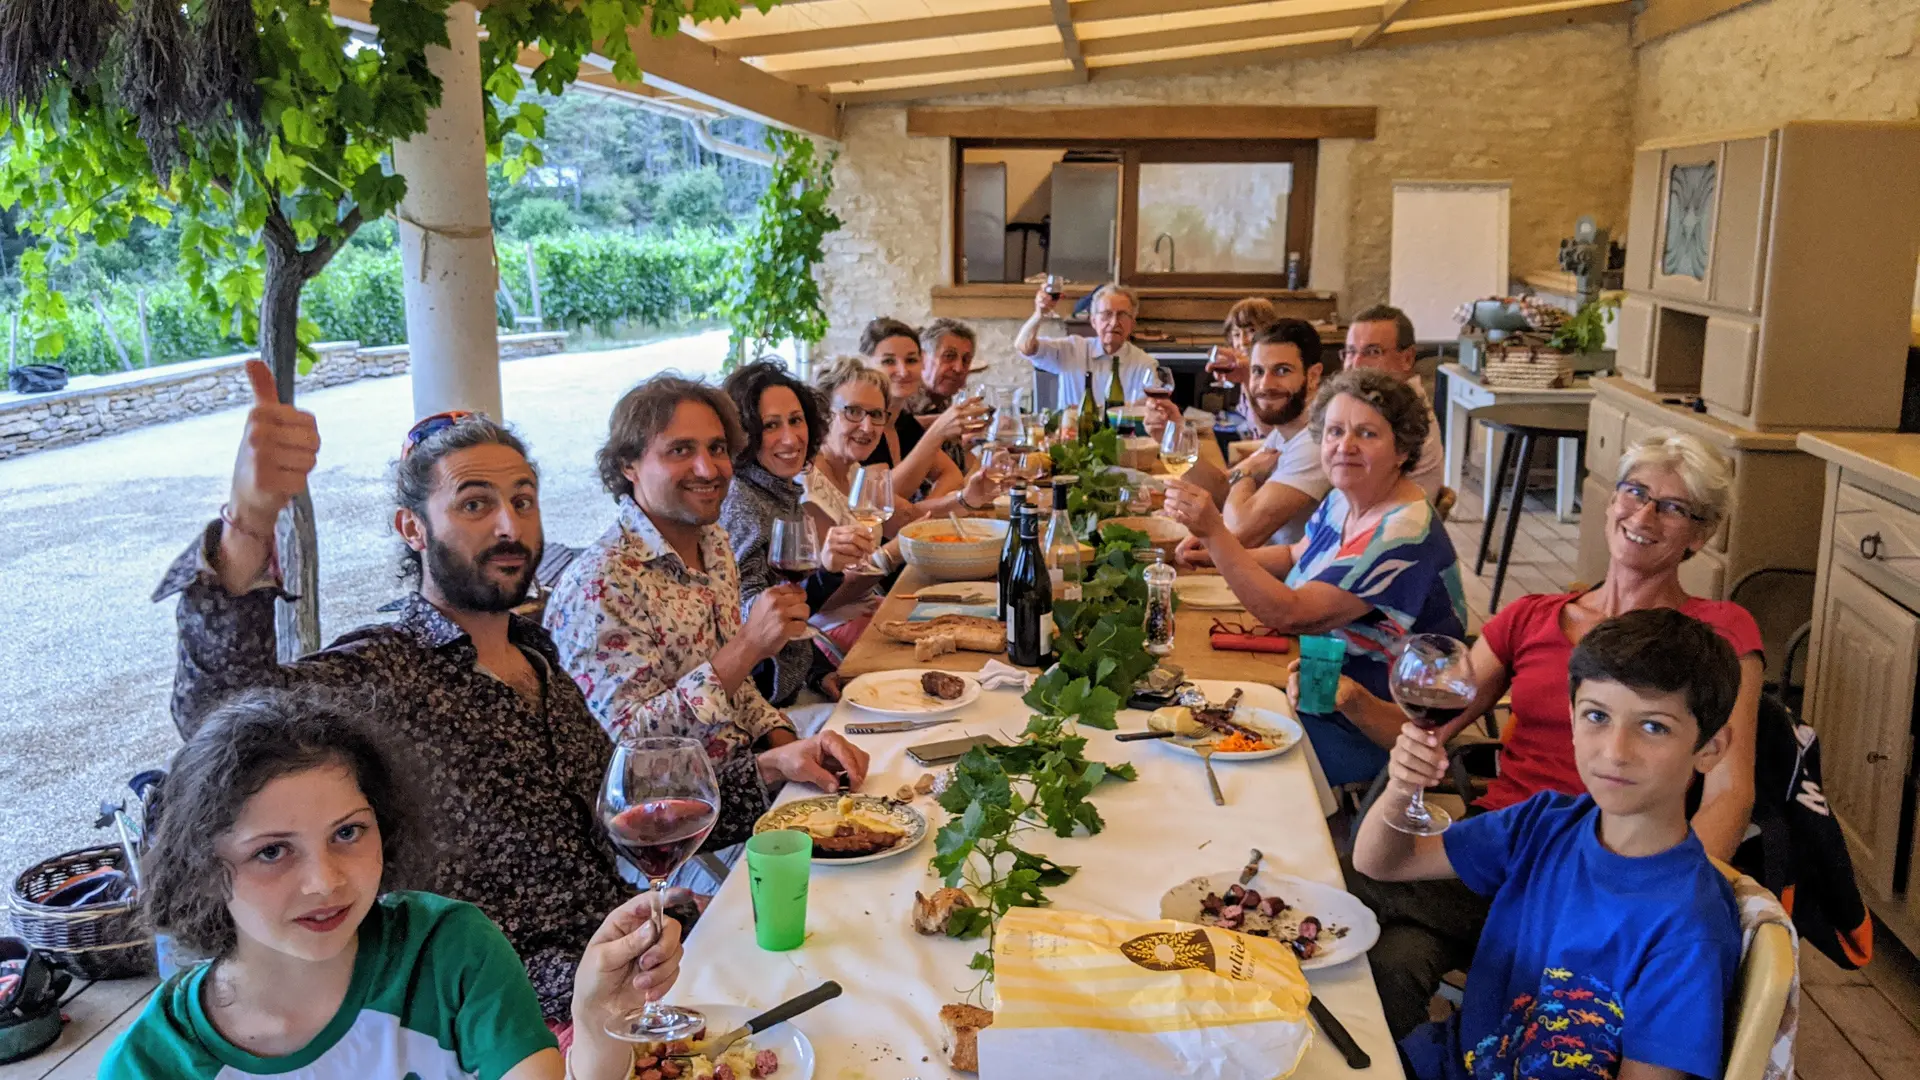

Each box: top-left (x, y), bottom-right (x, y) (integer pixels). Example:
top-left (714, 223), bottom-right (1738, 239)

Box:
top-left (1590, 377), bottom-right (1803, 451)
top-left (1798, 431), bottom-right (1920, 499)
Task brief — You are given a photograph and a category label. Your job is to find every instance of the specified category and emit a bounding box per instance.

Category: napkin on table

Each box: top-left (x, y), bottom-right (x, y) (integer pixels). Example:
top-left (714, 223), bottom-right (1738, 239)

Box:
top-left (976, 659), bottom-right (1032, 691)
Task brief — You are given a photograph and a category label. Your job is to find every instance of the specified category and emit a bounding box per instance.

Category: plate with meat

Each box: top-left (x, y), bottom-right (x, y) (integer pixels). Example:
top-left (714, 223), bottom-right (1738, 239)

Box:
top-left (1159, 870), bottom-right (1378, 970)
top-left (640, 1004), bottom-right (815, 1079)
top-left (843, 668), bottom-right (983, 717)
top-left (1145, 687), bottom-right (1304, 761)
top-left (754, 794), bottom-right (929, 865)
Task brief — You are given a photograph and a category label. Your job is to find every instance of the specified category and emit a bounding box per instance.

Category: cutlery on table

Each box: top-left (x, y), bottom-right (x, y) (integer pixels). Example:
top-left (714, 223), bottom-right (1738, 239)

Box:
top-left (671, 981), bottom-right (844, 1060)
top-left (1115, 729), bottom-right (1178, 742)
top-left (845, 717), bottom-right (960, 735)
top-left (1238, 848), bottom-right (1263, 886)
top-left (1307, 995), bottom-right (1371, 1069)
top-left (1194, 744), bottom-right (1225, 806)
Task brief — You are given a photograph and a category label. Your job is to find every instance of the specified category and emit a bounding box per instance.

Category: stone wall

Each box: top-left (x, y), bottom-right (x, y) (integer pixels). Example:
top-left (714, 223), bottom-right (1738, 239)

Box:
top-left (1633, 0), bottom-right (1920, 143)
top-left (0, 332), bottom-right (567, 460)
top-left (817, 21), bottom-right (1638, 381)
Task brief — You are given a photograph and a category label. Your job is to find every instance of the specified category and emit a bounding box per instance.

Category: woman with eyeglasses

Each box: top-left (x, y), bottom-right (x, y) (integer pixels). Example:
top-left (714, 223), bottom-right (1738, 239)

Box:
top-left (802, 359), bottom-right (1007, 654)
top-left (1328, 428), bottom-right (1765, 1040)
top-left (857, 318), bottom-right (984, 504)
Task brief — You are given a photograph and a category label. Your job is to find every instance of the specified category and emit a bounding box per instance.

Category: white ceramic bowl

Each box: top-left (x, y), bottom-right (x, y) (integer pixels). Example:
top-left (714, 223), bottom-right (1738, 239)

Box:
top-left (897, 518), bottom-right (1007, 582)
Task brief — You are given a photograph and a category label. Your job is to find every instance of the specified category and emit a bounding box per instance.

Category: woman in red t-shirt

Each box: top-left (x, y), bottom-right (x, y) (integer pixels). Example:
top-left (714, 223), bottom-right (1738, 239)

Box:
top-left (1328, 429), bottom-right (1765, 1040)
top-left (1329, 429), bottom-right (1765, 859)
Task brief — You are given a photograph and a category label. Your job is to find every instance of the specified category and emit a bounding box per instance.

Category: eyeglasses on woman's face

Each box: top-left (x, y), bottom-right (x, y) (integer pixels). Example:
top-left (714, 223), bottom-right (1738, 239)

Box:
top-left (833, 400), bottom-right (887, 427)
top-left (1614, 480), bottom-right (1706, 524)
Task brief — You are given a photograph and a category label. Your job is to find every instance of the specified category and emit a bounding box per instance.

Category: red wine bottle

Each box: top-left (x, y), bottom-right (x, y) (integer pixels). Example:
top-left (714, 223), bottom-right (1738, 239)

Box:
top-left (1396, 686), bottom-right (1472, 730)
top-left (997, 488), bottom-right (1028, 622)
top-left (1006, 504), bottom-right (1053, 667)
top-left (606, 798), bottom-right (718, 880)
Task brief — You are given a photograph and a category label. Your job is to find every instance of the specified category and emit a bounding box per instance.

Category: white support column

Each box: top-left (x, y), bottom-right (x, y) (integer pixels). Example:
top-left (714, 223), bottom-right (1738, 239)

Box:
top-left (393, 2), bottom-right (502, 420)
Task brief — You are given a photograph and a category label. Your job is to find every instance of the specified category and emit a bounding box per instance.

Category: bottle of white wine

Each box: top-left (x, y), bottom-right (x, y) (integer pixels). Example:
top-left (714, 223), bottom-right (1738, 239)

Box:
top-left (1006, 505), bottom-right (1053, 667)
top-left (1044, 478), bottom-right (1082, 603)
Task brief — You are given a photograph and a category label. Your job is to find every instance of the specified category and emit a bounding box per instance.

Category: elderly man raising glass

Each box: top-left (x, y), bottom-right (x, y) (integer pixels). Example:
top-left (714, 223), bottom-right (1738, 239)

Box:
top-left (1163, 368), bottom-right (1467, 786)
top-left (1015, 282), bottom-right (1159, 409)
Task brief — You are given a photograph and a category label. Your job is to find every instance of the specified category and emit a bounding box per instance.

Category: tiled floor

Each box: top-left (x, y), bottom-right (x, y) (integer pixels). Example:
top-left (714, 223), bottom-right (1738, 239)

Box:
top-left (1450, 472), bottom-right (1920, 1075)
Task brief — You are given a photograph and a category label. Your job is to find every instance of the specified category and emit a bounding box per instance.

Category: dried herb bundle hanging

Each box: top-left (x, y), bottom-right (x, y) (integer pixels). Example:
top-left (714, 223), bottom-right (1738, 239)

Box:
top-left (0, 0), bottom-right (122, 114)
top-left (191, 0), bottom-right (260, 131)
top-left (119, 0), bottom-right (197, 175)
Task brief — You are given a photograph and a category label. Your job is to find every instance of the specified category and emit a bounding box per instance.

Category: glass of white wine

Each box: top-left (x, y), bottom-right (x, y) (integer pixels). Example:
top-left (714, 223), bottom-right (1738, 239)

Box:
top-left (848, 463), bottom-right (893, 550)
top-left (1160, 420), bottom-right (1200, 478)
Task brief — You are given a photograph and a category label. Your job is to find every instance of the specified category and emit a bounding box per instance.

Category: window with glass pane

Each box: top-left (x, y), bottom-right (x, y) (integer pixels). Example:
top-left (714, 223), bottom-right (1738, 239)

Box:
top-left (1135, 162), bottom-right (1292, 275)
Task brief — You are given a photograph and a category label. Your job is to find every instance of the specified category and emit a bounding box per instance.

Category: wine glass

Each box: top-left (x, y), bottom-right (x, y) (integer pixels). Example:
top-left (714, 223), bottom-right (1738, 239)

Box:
top-left (1144, 365), bottom-right (1176, 405)
top-left (1207, 345), bottom-right (1235, 390)
top-left (1160, 420), bottom-right (1200, 478)
top-left (978, 444), bottom-right (1013, 486)
top-left (768, 517), bottom-right (817, 640)
top-left (599, 737), bottom-right (720, 1042)
top-left (848, 464), bottom-right (893, 546)
top-left (1385, 634), bottom-right (1478, 836)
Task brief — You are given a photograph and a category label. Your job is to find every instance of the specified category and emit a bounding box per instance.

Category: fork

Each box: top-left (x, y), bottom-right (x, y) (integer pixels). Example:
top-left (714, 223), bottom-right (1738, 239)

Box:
top-left (1194, 744), bottom-right (1225, 806)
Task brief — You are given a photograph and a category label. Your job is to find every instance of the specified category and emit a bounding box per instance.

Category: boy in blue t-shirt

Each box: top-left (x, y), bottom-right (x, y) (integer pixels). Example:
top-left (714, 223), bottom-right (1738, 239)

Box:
top-left (1354, 609), bottom-right (1745, 1080)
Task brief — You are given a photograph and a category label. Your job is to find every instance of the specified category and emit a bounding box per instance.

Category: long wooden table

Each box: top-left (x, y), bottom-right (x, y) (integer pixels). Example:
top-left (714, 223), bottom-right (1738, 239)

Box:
top-left (839, 565), bottom-right (1296, 685)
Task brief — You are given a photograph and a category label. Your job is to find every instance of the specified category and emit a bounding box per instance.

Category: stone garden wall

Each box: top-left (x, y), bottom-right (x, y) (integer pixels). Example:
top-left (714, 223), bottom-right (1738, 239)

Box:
top-left (0, 332), bottom-right (567, 460)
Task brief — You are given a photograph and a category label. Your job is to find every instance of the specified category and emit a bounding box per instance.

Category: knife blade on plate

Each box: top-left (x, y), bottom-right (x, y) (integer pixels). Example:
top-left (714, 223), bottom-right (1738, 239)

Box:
top-left (1308, 995), bottom-right (1372, 1070)
top-left (681, 981), bottom-right (844, 1059)
top-left (1238, 849), bottom-right (1263, 886)
top-left (845, 717), bottom-right (959, 735)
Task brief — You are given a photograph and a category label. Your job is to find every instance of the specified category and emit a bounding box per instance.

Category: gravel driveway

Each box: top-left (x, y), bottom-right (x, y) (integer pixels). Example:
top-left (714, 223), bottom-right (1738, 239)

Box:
top-left (0, 332), bottom-right (730, 893)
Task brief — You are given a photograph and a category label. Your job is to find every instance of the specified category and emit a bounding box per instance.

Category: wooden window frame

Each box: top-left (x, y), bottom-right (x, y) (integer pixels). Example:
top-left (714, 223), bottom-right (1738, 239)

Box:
top-left (951, 137), bottom-right (1318, 290)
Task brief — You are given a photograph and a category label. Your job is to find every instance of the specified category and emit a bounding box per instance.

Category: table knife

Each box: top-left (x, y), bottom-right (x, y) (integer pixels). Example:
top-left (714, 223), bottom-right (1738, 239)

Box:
top-left (1308, 995), bottom-right (1371, 1070)
top-left (845, 718), bottom-right (958, 735)
top-left (687, 981), bottom-right (844, 1059)
top-left (1238, 849), bottom-right (1263, 886)
top-left (1115, 729), bottom-right (1178, 742)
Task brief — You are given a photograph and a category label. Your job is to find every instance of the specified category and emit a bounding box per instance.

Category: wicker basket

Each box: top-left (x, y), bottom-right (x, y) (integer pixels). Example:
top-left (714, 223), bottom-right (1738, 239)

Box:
top-left (8, 845), bottom-right (154, 980)
top-left (1482, 338), bottom-right (1575, 390)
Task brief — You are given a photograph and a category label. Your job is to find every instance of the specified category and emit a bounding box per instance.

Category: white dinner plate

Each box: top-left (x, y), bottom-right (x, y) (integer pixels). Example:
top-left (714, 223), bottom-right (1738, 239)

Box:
top-left (1151, 706), bottom-right (1304, 762)
top-left (1173, 575), bottom-right (1245, 610)
top-left (754, 795), bottom-right (930, 866)
top-left (665, 1003), bottom-right (816, 1079)
top-left (1159, 871), bottom-right (1380, 971)
top-left (842, 669), bottom-right (983, 717)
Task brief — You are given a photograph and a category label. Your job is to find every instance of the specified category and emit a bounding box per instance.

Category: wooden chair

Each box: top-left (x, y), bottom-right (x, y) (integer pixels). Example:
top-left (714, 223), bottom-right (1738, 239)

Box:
top-left (1725, 920), bottom-right (1795, 1080)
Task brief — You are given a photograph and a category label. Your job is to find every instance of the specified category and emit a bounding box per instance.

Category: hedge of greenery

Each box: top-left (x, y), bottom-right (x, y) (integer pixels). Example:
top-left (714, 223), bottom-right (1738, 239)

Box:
top-left (13, 227), bottom-right (734, 377)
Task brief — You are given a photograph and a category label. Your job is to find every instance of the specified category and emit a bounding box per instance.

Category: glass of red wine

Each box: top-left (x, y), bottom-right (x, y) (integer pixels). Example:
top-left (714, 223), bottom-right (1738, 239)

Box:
top-left (1385, 634), bottom-right (1478, 836)
top-left (598, 736), bottom-right (720, 1042)
top-left (769, 516), bottom-right (818, 639)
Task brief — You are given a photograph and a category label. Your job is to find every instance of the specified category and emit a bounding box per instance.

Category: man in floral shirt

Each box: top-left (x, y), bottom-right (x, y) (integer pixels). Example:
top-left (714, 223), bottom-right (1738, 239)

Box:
top-left (545, 376), bottom-right (869, 799)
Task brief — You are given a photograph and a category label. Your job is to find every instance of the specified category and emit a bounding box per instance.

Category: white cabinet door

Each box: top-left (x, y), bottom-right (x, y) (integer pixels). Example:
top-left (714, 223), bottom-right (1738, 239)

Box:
top-left (1808, 567), bottom-right (1919, 900)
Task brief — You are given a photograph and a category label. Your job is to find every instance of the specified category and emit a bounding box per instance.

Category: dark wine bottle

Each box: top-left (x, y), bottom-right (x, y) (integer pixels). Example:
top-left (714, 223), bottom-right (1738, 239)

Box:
top-left (1006, 503), bottom-right (1053, 667)
top-left (997, 488), bottom-right (1028, 622)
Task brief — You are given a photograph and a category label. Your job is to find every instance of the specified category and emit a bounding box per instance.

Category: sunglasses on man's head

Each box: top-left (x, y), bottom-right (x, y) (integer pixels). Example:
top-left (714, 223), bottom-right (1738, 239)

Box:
top-left (402, 410), bottom-right (476, 458)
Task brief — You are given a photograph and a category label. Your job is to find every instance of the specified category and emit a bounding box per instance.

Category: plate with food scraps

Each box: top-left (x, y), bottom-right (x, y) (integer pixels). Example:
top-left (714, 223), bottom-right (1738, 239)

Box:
top-left (1160, 871), bottom-right (1379, 970)
top-left (754, 794), bottom-right (929, 865)
top-left (842, 668), bottom-right (982, 717)
top-left (1149, 704), bottom-right (1304, 761)
top-left (642, 1003), bottom-right (816, 1079)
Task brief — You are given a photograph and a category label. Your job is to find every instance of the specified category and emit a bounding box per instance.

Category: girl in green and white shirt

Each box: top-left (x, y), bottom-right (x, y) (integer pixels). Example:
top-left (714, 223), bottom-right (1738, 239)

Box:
top-left (103, 692), bottom-right (680, 1080)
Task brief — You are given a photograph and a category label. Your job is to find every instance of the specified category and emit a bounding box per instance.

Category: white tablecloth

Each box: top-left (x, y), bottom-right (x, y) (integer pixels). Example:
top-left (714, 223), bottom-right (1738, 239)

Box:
top-left (669, 679), bottom-right (1405, 1080)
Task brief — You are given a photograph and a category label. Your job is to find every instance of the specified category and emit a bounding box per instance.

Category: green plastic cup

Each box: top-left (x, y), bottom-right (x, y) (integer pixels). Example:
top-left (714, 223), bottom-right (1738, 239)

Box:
top-left (746, 830), bottom-right (812, 951)
top-left (1296, 634), bottom-right (1346, 715)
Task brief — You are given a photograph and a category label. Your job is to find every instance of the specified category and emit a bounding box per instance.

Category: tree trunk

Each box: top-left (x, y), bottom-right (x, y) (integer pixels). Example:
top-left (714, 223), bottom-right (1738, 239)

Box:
top-left (135, 287), bottom-right (153, 367)
top-left (260, 229), bottom-right (322, 661)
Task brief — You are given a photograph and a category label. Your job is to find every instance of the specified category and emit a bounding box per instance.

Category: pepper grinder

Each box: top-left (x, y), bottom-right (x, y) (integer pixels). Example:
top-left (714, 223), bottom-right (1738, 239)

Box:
top-left (1143, 549), bottom-right (1177, 656)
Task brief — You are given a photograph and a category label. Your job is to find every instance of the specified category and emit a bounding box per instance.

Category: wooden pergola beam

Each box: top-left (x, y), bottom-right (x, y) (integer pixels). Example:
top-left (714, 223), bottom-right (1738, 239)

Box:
top-left (331, 0), bottom-right (837, 138)
top-left (708, 6), bottom-right (1055, 58)
top-left (1352, 0), bottom-right (1415, 48)
top-left (905, 104), bottom-right (1379, 140)
top-left (1631, 0), bottom-right (1765, 44)
top-left (775, 44), bottom-right (1066, 89)
top-left (1051, 0), bottom-right (1089, 80)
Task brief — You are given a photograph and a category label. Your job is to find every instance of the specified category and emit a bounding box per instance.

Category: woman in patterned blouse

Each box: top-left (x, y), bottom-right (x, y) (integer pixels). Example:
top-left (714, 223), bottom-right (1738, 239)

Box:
top-left (1163, 368), bottom-right (1468, 785)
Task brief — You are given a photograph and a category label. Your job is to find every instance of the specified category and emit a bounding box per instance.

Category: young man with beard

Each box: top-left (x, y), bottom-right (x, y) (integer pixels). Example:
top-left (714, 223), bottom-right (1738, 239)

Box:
top-left (543, 376), bottom-right (870, 815)
top-left (154, 361), bottom-right (842, 1029)
top-left (1177, 320), bottom-right (1331, 564)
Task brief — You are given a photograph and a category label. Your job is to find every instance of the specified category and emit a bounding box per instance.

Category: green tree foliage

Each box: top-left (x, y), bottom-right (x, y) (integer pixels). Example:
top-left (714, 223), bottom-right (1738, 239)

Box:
top-left (717, 130), bottom-right (839, 365)
top-left (652, 166), bottom-right (729, 233)
top-left (496, 228), bottom-right (728, 334)
top-left (504, 196), bottom-right (578, 238)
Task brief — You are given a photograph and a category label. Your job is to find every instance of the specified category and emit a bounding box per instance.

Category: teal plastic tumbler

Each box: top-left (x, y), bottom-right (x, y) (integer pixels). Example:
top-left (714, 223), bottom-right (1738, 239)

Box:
top-left (1296, 634), bottom-right (1346, 715)
top-left (746, 830), bottom-right (812, 951)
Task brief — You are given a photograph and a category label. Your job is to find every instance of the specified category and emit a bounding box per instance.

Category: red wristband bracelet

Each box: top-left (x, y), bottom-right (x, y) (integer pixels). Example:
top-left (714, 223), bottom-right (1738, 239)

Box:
top-left (220, 503), bottom-right (278, 549)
